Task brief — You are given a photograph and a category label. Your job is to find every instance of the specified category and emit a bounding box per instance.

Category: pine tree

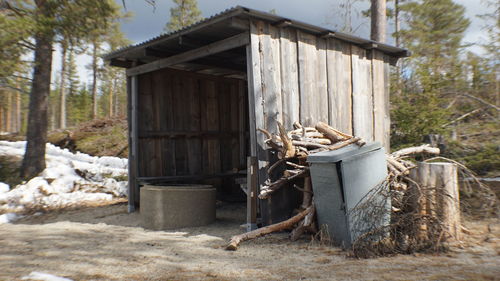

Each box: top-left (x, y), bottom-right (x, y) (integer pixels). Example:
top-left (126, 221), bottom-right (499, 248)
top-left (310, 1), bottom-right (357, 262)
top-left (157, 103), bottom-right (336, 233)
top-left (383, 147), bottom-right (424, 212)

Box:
top-left (165, 0), bottom-right (202, 32)
top-left (1, 0), bottom-right (121, 179)
top-left (390, 0), bottom-right (470, 148)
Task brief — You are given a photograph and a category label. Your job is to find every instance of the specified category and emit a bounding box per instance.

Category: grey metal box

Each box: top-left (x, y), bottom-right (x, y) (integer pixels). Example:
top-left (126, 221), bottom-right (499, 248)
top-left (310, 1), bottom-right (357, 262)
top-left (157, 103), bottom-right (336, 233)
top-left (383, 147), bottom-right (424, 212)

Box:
top-left (307, 142), bottom-right (389, 248)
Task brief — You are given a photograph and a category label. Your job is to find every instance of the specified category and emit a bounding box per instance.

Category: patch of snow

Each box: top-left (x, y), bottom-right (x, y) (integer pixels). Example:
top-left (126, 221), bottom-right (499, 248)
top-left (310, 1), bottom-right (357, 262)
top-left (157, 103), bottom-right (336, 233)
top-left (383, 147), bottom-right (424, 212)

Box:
top-left (0, 141), bottom-right (128, 216)
top-left (0, 212), bottom-right (20, 224)
top-left (0, 182), bottom-right (9, 193)
top-left (21, 271), bottom-right (73, 281)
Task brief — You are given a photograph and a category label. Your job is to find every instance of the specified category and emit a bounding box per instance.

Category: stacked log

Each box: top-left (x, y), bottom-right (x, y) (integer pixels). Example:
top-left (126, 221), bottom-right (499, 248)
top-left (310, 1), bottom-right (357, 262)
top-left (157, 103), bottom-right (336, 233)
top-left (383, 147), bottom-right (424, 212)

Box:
top-left (227, 122), bottom-right (450, 252)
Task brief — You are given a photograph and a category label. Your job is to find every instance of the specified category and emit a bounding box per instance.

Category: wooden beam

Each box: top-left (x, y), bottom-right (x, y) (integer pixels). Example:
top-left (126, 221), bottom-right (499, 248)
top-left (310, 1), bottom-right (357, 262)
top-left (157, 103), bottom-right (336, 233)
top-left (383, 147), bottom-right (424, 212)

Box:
top-left (137, 171), bottom-right (245, 184)
top-left (127, 32), bottom-right (250, 76)
top-left (138, 130), bottom-right (242, 138)
top-left (145, 47), bottom-right (246, 72)
top-left (110, 58), bottom-right (133, 68)
top-left (144, 47), bottom-right (172, 58)
top-left (128, 75), bottom-right (139, 212)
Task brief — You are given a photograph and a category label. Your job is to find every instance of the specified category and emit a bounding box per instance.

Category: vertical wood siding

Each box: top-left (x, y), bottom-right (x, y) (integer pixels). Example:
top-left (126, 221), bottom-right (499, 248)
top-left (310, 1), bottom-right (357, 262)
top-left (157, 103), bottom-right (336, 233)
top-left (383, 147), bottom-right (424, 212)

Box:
top-left (136, 68), bottom-right (248, 179)
top-left (249, 19), bottom-right (390, 147)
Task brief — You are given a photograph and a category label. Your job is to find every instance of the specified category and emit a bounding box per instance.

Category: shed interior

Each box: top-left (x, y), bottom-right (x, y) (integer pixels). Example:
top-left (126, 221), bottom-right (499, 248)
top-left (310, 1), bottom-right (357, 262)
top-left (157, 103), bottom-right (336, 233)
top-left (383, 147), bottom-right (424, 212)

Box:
top-left (134, 46), bottom-right (250, 203)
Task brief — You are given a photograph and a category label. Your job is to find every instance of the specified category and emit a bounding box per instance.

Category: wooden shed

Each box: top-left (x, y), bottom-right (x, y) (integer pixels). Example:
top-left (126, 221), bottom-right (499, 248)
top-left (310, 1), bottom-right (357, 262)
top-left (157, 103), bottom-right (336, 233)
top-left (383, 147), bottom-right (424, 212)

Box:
top-left (104, 6), bottom-right (409, 226)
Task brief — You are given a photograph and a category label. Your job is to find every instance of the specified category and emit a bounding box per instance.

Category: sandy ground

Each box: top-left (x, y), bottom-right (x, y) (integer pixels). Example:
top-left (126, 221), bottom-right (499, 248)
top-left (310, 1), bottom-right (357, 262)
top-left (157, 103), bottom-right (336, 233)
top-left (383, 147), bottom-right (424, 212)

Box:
top-left (1, 203), bottom-right (499, 281)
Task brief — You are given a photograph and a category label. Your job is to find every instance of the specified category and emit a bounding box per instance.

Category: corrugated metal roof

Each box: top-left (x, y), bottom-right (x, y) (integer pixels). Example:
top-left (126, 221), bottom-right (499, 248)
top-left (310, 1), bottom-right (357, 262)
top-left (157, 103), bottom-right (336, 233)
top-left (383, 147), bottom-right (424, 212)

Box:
top-left (104, 6), bottom-right (409, 62)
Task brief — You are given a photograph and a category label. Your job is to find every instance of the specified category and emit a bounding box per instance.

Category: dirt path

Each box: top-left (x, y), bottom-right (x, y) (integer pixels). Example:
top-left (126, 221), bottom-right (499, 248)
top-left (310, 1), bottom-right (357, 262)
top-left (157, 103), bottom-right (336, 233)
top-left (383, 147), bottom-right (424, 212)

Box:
top-left (1, 203), bottom-right (499, 281)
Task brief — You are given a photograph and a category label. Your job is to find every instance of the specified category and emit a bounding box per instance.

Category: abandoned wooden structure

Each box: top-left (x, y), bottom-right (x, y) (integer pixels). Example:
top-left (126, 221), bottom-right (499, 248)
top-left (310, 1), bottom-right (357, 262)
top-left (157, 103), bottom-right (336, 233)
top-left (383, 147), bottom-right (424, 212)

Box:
top-left (104, 6), bottom-right (409, 226)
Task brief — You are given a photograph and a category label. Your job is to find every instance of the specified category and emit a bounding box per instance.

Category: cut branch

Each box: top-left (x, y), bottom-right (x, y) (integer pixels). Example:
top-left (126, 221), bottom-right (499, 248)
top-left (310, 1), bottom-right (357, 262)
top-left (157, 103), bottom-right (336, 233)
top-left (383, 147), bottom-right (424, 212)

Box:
top-left (226, 206), bottom-right (314, 250)
top-left (391, 144), bottom-right (440, 158)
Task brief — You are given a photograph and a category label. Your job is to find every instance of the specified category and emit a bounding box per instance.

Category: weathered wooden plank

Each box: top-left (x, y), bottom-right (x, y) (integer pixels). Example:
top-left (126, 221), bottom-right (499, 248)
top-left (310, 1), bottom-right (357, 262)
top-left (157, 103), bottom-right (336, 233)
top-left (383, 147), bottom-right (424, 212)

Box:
top-left (230, 81), bottom-right (241, 170)
top-left (383, 54), bottom-right (391, 151)
top-left (372, 50), bottom-right (389, 150)
top-left (200, 78), bottom-right (209, 175)
top-left (186, 76), bottom-right (202, 175)
top-left (238, 80), bottom-right (247, 168)
top-left (173, 75), bottom-right (189, 176)
top-left (128, 75), bottom-right (138, 211)
top-left (205, 79), bottom-right (220, 174)
top-left (137, 73), bottom-right (157, 177)
top-left (260, 23), bottom-right (282, 133)
top-left (126, 32), bottom-right (250, 76)
top-left (316, 37), bottom-right (329, 123)
top-left (218, 81), bottom-right (232, 176)
top-left (248, 20), bottom-right (267, 189)
top-left (279, 28), bottom-right (300, 129)
top-left (161, 71), bottom-right (176, 176)
top-left (298, 31), bottom-right (328, 126)
top-left (246, 156), bottom-right (258, 231)
top-left (151, 71), bottom-right (164, 176)
top-left (326, 38), bottom-right (353, 134)
top-left (351, 45), bottom-right (374, 141)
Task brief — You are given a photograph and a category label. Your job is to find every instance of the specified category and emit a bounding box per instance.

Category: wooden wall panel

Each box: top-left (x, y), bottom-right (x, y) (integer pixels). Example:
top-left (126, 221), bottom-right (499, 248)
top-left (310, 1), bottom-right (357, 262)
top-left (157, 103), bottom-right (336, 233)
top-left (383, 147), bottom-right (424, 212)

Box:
top-left (372, 50), bottom-right (390, 150)
top-left (160, 72), bottom-right (176, 177)
top-left (137, 73), bottom-right (159, 177)
top-left (136, 69), bottom-right (247, 180)
top-left (248, 20), bottom-right (268, 193)
top-left (186, 76), bottom-right (202, 175)
top-left (383, 55), bottom-right (391, 151)
top-left (297, 31), bottom-right (317, 126)
top-left (279, 28), bottom-right (300, 130)
top-left (297, 31), bottom-right (329, 126)
top-left (261, 23), bottom-right (283, 133)
top-left (326, 38), bottom-right (353, 134)
top-left (315, 38), bottom-right (329, 123)
top-left (351, 45), bottom-right (374, 141)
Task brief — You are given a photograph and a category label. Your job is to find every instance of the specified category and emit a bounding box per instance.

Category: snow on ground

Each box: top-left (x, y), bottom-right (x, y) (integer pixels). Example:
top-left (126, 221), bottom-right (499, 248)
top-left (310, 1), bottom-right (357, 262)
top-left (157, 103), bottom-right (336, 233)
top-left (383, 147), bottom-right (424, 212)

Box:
top-left (0, 141), bottom-right (128, 223)
top-left (21, 271), bottom-right (73, 281)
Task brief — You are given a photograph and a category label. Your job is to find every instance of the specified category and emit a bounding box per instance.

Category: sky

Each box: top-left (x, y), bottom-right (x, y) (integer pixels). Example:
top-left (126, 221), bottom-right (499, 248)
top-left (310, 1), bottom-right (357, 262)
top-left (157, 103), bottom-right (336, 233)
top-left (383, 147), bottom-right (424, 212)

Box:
top-left (58, 0), bottom-right (492, 84)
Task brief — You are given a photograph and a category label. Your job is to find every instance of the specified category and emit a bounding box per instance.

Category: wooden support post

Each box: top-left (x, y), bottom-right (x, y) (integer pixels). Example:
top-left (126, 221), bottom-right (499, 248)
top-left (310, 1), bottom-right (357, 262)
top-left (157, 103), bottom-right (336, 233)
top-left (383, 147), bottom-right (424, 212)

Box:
top-left (128, 75), bottom-right (139, 213)
top-left (409, 162), bottom-right (461, 241)
top-left (247, 156), bottom-right (258, 231)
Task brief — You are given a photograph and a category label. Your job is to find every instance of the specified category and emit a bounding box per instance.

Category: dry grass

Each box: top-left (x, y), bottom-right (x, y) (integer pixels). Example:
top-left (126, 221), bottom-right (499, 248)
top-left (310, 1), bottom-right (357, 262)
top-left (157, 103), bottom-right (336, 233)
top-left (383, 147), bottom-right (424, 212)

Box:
top-left (1, 203), bottom-right (498, 281)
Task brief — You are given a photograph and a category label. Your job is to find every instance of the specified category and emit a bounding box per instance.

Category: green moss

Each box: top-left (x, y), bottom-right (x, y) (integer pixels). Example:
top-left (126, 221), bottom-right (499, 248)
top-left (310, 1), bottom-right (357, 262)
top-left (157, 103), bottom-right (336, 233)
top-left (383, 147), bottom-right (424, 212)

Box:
top-left (47, 131), bottom-right (68, 144)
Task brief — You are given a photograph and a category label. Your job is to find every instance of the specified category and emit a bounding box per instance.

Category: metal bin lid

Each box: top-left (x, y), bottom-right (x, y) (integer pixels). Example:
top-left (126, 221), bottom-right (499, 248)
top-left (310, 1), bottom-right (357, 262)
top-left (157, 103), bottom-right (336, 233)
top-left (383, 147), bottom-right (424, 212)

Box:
top-left (307, 141), bottom-right (382, 163)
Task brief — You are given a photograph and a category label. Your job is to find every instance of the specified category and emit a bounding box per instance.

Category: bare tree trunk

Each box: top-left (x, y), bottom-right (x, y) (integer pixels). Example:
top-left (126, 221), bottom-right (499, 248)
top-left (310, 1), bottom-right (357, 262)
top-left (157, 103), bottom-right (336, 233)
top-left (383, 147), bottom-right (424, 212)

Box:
top-left (371, 0), bottom-right (387, 42)
top-left (20, 30), bottom-right (53, 179)
top-left (394, 0), bottom-right (400, 48)
top-left (15, 77), bottom-right (22, 132)
top-left (6, 91), bottom-right (12, 132)
top-left (59, 41), bottom-right (68, 128)
top-left (113, 77), bottom-right (119, 116)
top-left (91, 41), bottom-right (99, 119)
top-left (0, 105), bottom-right (3, 132)
top-left (108, 76), bottom-right (114, 117)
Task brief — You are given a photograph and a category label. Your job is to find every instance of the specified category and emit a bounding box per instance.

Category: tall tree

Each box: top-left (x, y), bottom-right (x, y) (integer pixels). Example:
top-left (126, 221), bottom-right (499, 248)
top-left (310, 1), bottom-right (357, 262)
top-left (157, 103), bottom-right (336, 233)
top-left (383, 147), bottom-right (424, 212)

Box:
top-left (399, 0), bottom-right (470, 91)
top-left (90, 38), bottom-right (100, 119)
top-left (371, 0), bottom-right (387, 42)
top-left (164, 0), bottom-right (202, 32)
top-left (391, 0), bottom-right (470, 147)
top-left (2, 0), bottom-right (120, 179)
top-left (58, 38), bottom-right (68, 128)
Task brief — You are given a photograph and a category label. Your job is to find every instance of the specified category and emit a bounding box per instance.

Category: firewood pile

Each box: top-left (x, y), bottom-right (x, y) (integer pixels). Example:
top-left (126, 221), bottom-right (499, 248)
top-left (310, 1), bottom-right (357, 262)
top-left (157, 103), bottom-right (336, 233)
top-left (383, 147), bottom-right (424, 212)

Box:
top-left (227, 121), bottom-right (366, 250)
top-left (226, 121), bottom-right (490, 257)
